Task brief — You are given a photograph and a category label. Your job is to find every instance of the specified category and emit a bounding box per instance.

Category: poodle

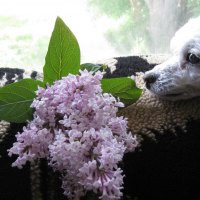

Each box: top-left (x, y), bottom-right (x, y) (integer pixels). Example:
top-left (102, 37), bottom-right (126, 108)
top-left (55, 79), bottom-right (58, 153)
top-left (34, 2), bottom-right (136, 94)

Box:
top-left (143, 17), bottom-right (200, 101)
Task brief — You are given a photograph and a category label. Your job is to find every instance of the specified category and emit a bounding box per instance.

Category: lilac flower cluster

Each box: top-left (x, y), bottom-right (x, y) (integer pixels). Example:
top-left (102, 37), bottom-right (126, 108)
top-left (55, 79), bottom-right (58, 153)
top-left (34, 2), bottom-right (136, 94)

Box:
top-left (8, 70), bottom-right (138, 199)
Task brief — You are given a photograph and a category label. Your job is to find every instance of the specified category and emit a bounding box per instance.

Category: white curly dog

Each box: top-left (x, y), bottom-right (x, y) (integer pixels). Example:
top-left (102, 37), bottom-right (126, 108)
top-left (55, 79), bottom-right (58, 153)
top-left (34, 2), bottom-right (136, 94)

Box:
top-left (144, 17), bottom-right (200, 101)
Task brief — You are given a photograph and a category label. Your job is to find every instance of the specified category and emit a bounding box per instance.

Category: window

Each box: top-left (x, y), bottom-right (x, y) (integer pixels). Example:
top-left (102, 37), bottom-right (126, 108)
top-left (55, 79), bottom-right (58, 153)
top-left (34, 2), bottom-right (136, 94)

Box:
top-left (0, 0), bottom-right (199, 71)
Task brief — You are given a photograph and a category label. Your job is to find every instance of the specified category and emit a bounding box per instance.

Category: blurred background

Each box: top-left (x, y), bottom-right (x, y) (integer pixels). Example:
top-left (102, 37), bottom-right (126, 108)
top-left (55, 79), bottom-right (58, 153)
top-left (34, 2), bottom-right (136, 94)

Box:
top-left (0, 0), bottom-right (199, 71)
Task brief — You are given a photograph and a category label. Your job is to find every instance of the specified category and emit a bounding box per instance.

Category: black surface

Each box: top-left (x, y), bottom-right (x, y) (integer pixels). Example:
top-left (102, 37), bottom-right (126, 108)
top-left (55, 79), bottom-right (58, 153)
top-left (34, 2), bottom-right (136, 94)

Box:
top-left (0, 123), bottom-right (31, 200)
top-left (123, 120), bottom-right (200, 200)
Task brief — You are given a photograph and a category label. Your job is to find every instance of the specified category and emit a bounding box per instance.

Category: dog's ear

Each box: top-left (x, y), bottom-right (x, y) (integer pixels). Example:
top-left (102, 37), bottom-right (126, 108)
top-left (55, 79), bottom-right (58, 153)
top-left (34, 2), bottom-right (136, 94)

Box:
top-left (170, 17), bottom-right (200, 54)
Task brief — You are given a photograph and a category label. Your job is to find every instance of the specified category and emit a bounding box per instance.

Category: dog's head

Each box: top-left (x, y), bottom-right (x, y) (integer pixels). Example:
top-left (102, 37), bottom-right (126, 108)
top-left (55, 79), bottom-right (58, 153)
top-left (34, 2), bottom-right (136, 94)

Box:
top-left (144, 17), bottom-right (200, 101)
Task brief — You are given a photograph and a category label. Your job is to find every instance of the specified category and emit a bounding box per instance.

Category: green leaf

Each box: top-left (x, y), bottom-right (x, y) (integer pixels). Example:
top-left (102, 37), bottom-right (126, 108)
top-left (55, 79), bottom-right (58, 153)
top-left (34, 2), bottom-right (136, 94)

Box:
top-left (43, 16), bottom-right (81, 84)
top-left (101, 77), bottom-right (142, 105)
top-left (0, 79), bottom-right (45, 123)
top-left (80, 63), bottom-right (103, 73)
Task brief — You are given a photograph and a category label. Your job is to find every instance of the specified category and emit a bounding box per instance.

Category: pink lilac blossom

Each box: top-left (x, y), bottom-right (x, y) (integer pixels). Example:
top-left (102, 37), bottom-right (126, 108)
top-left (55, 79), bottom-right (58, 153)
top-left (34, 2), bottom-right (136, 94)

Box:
top-left (8, 70), bottom-right (139, 200)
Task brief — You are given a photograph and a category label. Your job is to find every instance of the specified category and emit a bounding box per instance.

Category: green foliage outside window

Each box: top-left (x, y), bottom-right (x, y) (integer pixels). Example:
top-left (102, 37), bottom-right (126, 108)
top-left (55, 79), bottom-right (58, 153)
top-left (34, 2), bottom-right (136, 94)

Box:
top-left (88, 0), bottom-right (200, 54)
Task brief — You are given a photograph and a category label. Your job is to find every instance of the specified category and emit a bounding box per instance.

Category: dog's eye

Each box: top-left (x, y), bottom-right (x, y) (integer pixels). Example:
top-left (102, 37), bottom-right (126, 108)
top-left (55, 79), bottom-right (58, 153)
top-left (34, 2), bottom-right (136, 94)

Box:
top-left (187, 53), bottom-right (200, 64)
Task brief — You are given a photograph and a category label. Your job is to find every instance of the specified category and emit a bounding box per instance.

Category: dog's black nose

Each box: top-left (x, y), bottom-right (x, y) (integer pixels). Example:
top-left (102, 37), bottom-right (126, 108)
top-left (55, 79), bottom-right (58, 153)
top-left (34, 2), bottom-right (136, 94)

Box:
top-left (143, 73), bottom-right (158, 89)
